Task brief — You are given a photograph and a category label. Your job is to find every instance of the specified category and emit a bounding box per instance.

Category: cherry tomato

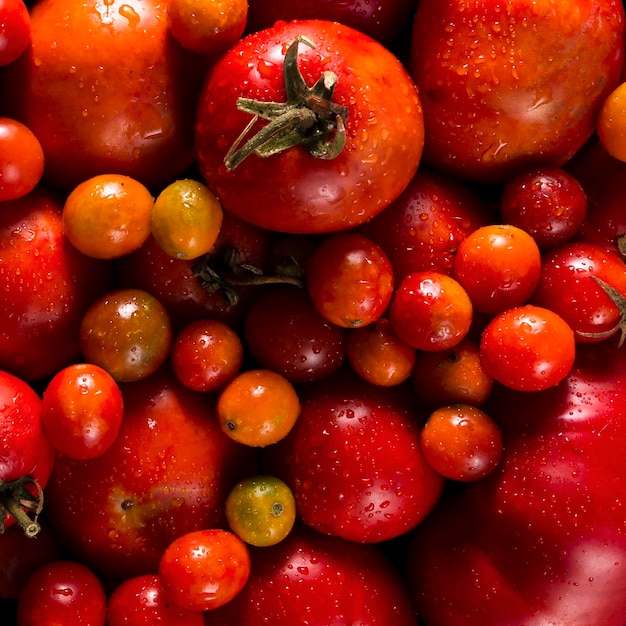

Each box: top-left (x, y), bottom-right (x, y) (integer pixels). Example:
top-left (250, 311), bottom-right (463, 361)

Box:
top-left (0, 0), bottom-right (207, 192)
top-left (16, 561), bottom-right (106, 626)
top-left (40, 363), bottom-right (123, 460)
top-left (453, 224), bottom-right (542, 314)
top-left (388, 271), bottom-right (473, 351)
top-left (158, 528), bottom-right (251, 611)
top-left (0, 118), bottom-right (44, 202)
top-left (107, 574), bottom-right (205, 626)
top-left (346, 317), bottom-right (416, 387)
top-left (150, 179), bottom-right (223, 261)
top-left (243, 287), bottom-right (347, 383)
top-left (167, 0), bottom-right (247, 56)
top-left (305, 233), bottom-right (394, 328)
top-left (79, 288), bottom-right (172, 383)
top-left (499, 166), bottom-right (588, 249)
top-left (62, 174), bottom-right (154, 260)
top-left (225, 475), bottom-right (296, 547)
top-left (411, 338), bottom-right (495, 409)
top-left (0, 0), bottom-right (30, 67)
top-left (170, 319), bottom-right (243, 392)
top-left (480, 304), bottom-right (576, 392)
top-left (597, 80), bottom-right (626, 161)
top-left (420, 404), bottom-right (504, 482)
top-left (217, 369), bottom-right (301, 447)
top-left (195, 20), bottom-right (424, 233)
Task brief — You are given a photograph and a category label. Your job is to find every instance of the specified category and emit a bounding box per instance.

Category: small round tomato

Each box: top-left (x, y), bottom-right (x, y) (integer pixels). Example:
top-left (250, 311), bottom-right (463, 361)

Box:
top-left (388, 271), bottom-right (473, 352)
top-left (453, 224), bottom-right (542, 314)
top-left (411, 338), bottom-right (495, 409)
top-left (0, 0), bottom-right (30, 67)
top-left (306, 233), bottom-right (394, 328)
top-left (170, 319), bottom-right (243, 392)
top-left (167, 0), bottom-right (247, 56)
top-left (346, 317), bottom-right (416, 387)
top-left (0, 118), bottom-right (44, 202)
top-left (499, 166), bottom-right (588, 249)
top-left (420, 404), bottom-right (504, 482)
top-left (79, 288), bottom-right (172, 383)
top-left (480, 304), bottom-right (576, 392)
top-left (216, 369), bottom-right (301, 447)
top-left (16, 561), bottom-right (106, 626)
top-left (40, 363), bottom-right (124, 460)
top-left (151, 179), bottom-right (223, 260)
top-left (597, 81), bottom-right (626, 162)
top-left (158, 529), bottom-right (251, 612)
top-left (225, 475), bottom-right (296, 547)
top-left (62, 174), bottom-right (154, 260)
top-left (243, 287), bottom-right (347, 383)
top-left (107, 574), bottom-right (205, 626)
top-left (195, 20), bottom-right (424, 233)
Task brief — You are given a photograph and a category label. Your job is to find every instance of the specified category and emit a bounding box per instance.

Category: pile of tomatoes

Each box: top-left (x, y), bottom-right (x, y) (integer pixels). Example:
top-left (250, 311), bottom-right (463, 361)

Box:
top-left (2, 0), bottom-right (626, 623)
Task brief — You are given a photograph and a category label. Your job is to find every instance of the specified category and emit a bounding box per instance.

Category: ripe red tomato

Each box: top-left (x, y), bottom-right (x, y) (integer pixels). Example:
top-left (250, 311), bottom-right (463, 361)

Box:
top-left (408, 340), bottom-right (626, 625)
top-left (43, 367), bottom-right (257, 580)
top-left (0, 187), bottom-right (113, 382)
top-left (0, 0), bottom-right (30, 67)
top-left (0, 0), bottom-right (207, 192)
top-left (410, 0), bottom-right (625, 183)
top-left (204, 524), bottom-right (419, 625)
top-left (195, 19), bottom-right (424, 233)
top-left (264, 370), bottom-right (445, 543)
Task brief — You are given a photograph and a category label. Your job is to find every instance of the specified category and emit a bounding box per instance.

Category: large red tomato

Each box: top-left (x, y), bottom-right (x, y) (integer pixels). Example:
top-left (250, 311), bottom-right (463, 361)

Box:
top-left (408, 341), bottom-right (626, 625)
top-left (195, 19), bottom-right (424, 234)
top-left (0, 186), bottom-right (113, 382)
top-left (43, 367), bottom-right (257, 580)
top-left (410, 0), bottom-right (625, 183)
top-left (0, 0), bottom-right (207, 192)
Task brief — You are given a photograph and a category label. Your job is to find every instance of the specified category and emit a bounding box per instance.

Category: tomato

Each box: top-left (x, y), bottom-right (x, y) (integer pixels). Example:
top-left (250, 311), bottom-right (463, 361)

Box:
top-left (0, 117), bottom-right (44, 202)
top-left (195, 19), bottom-right (424, 234)
top-left (408, 341), bottom-right (626, 625)
top-left (480, 304), bottom-right (576, 392)
top-left (0, 369), bottom-right (55, 537)
top-left (0, 186), bottom-right (113, 382)
top-left (43, 368), bottom-right (257, 580)
top-left (107, 574), bottom-right (204, 626)
top-left (597, 80), bottom-right (626, 161)
top-left (264, 370), bottom-right (445, 543)
top-left (225, 475), bottom-right (296, 547)
top-left (0, 0), bottom-right (207, 192)
top-left (40, 363), bottom-right (124, 460)
top-left (159, 528), bottom-right (250, 612)
top-left (16, 561), bottom-right (106, 626)
top-left (410, 0), bottom-right (625, 183)
top-left (245, 0), bottom-right (418, 46)
top-left (204, 524), bottom-right (419, 625)
top-left (0, 0), bottom-right (30, 67)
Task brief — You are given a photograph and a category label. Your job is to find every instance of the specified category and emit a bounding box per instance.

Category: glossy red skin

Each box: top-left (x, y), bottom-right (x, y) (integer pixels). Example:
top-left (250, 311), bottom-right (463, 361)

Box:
top-left (264, 371), bottom-right (445, 543)
top-left (107, 574), bottom-right (204, 626)
top-left (0, 187), bottom-right (113, 382)
top-left (0, 0), bottom-right (30, 66)
top-left (245, 0), bottom-right (418, 46)
top-left (16, 561), bottom-right (106, 626)
top-left (409, 341), bottom-right (626, 625)
top-left (115, 209), bottom-right (274, 331)
top-left (531, 242), bottom-right (626, 342)
top-left (195, 19), bottom-right (424, 234)
top-left (43, 367), bottom-right (257, 580)
top-left (243, 286), bottom-right (347, 383)
top-left (204, 524), bottom-right (419, 626)
top-left (359, 168), bottom-right (493, 281)
top-left (410, 0), bottom-right (625, 184)
top-left (0, 0), bottom-right (206, 192)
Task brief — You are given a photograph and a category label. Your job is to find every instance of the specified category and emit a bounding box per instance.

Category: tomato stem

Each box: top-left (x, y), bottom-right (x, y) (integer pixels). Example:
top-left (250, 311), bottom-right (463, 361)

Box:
top-left (576, 275), bottom-right (626, 347)
top-left (224, 36), bottom-right (349, 170)
top-left (0, 476), bottom-right (44, 538)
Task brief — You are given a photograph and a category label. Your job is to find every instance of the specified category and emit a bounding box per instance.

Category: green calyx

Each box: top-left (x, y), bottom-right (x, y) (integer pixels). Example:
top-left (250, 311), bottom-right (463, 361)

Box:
top-left (224, 36), bottom-right (349, 170)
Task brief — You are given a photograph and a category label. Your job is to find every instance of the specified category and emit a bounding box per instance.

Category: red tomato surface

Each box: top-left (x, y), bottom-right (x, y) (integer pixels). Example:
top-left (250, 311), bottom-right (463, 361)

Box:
top-left (195, 19), bottom-right (424, 233)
